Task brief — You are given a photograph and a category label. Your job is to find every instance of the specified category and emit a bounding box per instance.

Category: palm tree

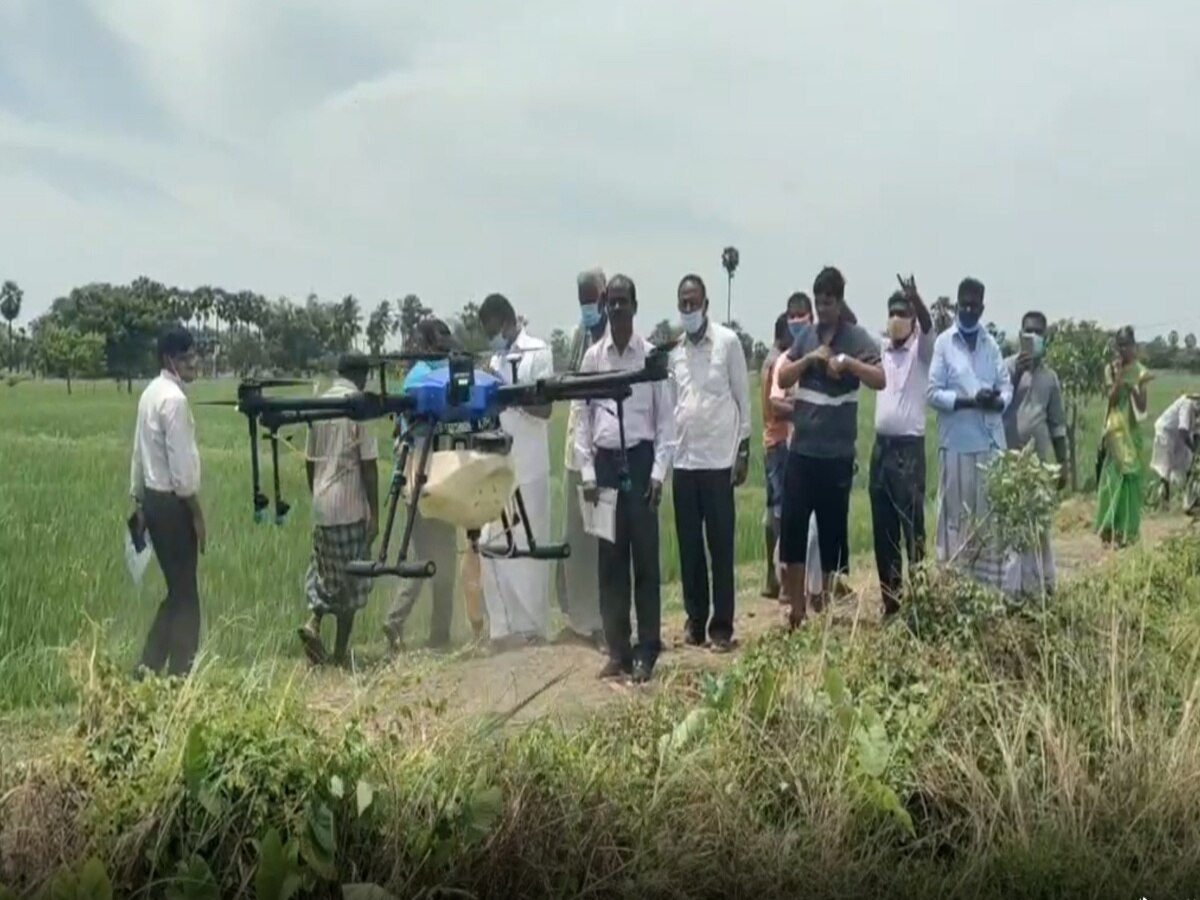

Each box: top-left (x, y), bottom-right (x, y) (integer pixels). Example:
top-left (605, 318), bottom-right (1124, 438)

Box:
top-left (0, 280), bottom-right (22, 372)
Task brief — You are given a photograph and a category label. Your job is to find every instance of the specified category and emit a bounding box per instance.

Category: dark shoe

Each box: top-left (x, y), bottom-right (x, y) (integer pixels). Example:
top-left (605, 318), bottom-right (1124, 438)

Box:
top-left (683, 631), bottom-right (706, 648)
top-left (598, 658), bottom-right (632, 680)
top-left (631, 659), bottom-right (653, 684)
top-left (710, 637), bottom-right (735, 654)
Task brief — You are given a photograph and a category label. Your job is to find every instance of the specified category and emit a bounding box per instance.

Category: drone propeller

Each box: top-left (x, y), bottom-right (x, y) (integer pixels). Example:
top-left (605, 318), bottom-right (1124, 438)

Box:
top-left (195, 399), bottom-right (241, 407)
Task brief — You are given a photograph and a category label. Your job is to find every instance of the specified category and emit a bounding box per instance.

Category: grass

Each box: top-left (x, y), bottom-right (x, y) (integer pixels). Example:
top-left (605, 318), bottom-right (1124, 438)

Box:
top-left (2, 370), bottom-right (1198, 711)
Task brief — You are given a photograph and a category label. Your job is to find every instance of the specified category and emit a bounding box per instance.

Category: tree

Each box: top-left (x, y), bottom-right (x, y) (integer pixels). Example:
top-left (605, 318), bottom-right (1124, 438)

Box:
top-left (1169, 330), bottom-right (1180, 350)
top-left (727, 320), bottom-right (757, 368)
top-left (397, 294), bottom-right (431, 348)
top-left (1185, 333), bottom-right (1197, 351)
top-left (450, 301), bottom-right (490, 354)
top-left (1044, 319), bottom-right (1111, 491)
top-left (931, 296), bottom-right (954, 334)
top-left (549, 329), bottom-right (571, 371)
top-left (34, 325), bottom-right (106, 393)
top-left (649, 319), bottom-right (676, 346)
top-left (1, 280), bottom-right (23, 372)
top-left (365, 300), bottom-right (393, 356)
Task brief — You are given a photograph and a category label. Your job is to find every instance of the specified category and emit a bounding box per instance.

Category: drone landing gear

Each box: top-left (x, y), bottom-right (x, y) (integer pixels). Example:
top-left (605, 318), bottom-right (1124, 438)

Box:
top-left (475, 486), bottom-right (571, 562)
top-left (345, 425), bottom-right (437, 581)
top-left (248, 417), bottom-right (290, 525)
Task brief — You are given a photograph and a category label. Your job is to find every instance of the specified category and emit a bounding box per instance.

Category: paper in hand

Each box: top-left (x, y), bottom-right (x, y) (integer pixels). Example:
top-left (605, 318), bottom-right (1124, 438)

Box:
top-left (577, 486), bottom-right (618, 544)
top-left (125, 513), bottom-right (153, 585)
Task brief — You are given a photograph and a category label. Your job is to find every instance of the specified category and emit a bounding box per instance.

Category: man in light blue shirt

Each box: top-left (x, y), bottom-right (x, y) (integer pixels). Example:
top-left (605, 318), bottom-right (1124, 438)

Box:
top-left (926, 277), bottom-right (1013, 591)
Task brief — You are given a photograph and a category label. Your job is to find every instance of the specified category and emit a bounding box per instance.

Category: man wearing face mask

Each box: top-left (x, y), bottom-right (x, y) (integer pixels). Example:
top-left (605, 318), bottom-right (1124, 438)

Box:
top-left (129, 325), bottom-right (205, 679)
top-left (575, 275), bottom-right (674, 683)
top-left (1001, 310), bottom-right (1068, 599)
top-left (383, 318), bottom-right (461, 656)
top-left (555, 267), bottom-right (610, 650)
top-left (927, 277), bottom-right (1013, 591)
top-left (868, 276), bottom-right (934, 619)
top-left (478, 294), bottom-right (556, 649)
top-left (776, 267), bottom-right (885, 626)
top-left (669, 274), bottom-right (752, 652)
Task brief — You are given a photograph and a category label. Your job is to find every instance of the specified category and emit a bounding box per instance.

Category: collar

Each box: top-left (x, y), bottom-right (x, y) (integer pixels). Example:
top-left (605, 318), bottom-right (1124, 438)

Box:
top-left (601, 330), bottom-right (644, 357)
top-left (159, 368), bottom-right (184, 388)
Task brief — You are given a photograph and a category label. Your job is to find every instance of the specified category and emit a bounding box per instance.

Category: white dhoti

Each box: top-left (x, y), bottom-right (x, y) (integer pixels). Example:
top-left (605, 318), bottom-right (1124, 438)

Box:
top-left (480, 476), bottom-right (552, 641)
top-left (935, 448), bottom-right (1011, 592)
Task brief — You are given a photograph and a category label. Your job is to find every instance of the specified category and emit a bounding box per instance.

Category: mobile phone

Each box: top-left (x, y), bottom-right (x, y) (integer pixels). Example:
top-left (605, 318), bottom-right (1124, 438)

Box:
top-left (1019, 333), bottom-right (1033, 355)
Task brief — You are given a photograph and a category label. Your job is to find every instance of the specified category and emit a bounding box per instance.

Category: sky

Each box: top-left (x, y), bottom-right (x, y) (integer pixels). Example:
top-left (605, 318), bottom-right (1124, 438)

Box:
top-left (1, 0), bottom-right (1198, 341)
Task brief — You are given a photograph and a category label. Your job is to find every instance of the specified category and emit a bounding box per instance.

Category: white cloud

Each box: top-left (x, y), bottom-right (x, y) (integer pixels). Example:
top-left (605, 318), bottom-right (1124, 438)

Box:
top-left (0, 0), bottom-right (1198, 338)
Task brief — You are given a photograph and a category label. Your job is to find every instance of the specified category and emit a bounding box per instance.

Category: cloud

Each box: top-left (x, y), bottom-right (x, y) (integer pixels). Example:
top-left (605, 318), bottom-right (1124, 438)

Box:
top-left (0, 0), bottom-right (1198, 338)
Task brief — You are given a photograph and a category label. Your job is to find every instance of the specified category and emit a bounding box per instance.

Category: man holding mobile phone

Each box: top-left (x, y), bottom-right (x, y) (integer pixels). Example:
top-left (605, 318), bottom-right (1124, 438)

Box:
top-left (927, 277), bottom-right (1013, 592)
top-left (1003, 311), bottom-right (1068, 598)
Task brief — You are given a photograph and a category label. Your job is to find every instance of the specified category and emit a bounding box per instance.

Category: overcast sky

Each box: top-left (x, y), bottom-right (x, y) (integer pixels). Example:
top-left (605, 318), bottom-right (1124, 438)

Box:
top-left (1, 0), bottom-right (1198, 340)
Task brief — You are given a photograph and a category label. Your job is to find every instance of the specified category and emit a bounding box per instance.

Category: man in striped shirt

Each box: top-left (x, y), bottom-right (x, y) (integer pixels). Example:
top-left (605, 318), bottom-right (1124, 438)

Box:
top-left (775, 267), bottom-right (885, 626)
top-left (298, 354), bottom-right (380, 667)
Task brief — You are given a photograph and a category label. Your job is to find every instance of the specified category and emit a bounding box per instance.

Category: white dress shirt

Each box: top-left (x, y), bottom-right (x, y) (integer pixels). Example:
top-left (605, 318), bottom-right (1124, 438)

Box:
top-left (668, 320), bottom-right (752, 471)
top-left (489, 328), bottom-right (555, 485)
top-left (572, 331), bottom-right (675, 485)
top-left (130, 370), bottom-right (201, 500)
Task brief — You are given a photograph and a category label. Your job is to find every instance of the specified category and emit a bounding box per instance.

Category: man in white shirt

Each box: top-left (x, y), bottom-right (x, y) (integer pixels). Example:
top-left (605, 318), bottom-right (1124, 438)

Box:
top-left (870, 279), bottom-right (934, 618)
top-left (555, 267), bottom-right (609, 650)
top-left (478, 294), bottom-right (556, 650)
top-left (298, 353), bottom-right (380, 668)
top-left (575, 275), bottom-right (674, 683)
top-left (129, 326), bottom-right (204, 679)
top-left (669, 274), bottom-right (752, 652)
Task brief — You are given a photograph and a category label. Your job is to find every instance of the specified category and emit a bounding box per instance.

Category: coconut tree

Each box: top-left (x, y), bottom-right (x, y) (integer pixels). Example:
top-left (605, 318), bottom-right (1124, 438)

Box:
top-left (1, 280), bottom-right (23, 372)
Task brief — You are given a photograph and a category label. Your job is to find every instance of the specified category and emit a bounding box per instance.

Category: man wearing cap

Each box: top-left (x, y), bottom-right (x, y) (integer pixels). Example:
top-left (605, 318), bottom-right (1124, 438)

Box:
top-left (298, 353), bottom-right (380, 667)
top-left (555, 267), bottom-right (610, 649)
top-left (870, 277), bottom-right (934, 619)
top-left (130, 324), bottom-right (205, 678)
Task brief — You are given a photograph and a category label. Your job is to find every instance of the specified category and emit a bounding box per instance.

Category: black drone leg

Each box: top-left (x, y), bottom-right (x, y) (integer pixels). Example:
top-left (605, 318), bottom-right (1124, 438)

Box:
top-left (616, 398), bottom-right (632, 493)
top-left (249, 417), bottom-right (268, 523)
top-left (270, 430), bottom-right (290, 525)
top-left (375, 442), bottom-right (410, 565)
top-left (391, 426), bottom-right (437, 569)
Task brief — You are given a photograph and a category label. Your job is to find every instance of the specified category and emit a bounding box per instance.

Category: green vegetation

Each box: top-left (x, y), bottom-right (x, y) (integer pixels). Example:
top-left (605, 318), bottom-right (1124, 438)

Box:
top-left (4, 532), bottom-right (1200, 895)
top-left (2, 372), bottom-right (1198, 711)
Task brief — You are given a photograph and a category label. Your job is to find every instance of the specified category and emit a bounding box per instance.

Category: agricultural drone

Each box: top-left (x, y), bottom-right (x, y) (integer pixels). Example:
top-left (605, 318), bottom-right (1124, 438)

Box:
top-left (204, 343), bottom-right (675, 583)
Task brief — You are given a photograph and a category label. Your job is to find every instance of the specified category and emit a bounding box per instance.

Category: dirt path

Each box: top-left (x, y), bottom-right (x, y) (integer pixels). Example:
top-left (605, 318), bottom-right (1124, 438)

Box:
top-left (309, 506), bottom-right (1192, 730)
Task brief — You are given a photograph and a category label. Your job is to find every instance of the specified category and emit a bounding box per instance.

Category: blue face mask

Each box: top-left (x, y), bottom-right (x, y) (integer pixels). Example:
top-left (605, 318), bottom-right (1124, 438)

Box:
top-left (489, 332), bottom-right (509, 353)
top-left (957, 312), bottom-right (981, 335)
top-left (580, 303), bottom-right (603, 329)
top-left (681, 310), bottom-right (705, 335)
top-left (1025, 333), bottom-right (1046, 359)
top-left (788, 320), bottom-right (809, 340)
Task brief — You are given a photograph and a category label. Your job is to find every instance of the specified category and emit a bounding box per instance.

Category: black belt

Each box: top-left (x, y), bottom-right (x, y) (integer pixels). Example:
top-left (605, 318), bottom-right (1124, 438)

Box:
top-left (874, 434), bottom-right (924, 447)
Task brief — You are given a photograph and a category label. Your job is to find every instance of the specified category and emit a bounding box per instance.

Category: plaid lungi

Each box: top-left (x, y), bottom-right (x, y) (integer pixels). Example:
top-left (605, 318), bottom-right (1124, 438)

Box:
top-left (305, 521), bottom-right (371, 616)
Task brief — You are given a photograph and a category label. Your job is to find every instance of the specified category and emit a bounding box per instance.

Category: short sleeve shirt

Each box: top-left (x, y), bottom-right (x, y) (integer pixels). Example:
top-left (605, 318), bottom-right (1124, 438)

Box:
top-left (785, 322), bottom-right (882, 459)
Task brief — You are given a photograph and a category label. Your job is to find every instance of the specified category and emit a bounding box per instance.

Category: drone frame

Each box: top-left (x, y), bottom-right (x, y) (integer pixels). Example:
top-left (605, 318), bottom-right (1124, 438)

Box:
top-left (223, 342), bottom-right (672, 583)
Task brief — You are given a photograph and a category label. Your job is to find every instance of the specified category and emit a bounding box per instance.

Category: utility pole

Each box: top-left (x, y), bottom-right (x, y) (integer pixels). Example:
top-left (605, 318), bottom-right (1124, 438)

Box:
top-left (721, 246), bottom-right (740, 325)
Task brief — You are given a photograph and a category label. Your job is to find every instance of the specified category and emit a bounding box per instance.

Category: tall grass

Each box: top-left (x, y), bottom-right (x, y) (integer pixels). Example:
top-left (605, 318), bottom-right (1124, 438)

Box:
top-left (4, 532), bottom-right (1200, 896)
top-left (1, 372), bottom-right (1196, 710)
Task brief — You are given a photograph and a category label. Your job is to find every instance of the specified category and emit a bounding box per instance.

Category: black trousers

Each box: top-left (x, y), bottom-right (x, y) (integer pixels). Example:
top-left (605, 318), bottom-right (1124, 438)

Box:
top-left (595, 442), bottom-right (662, 667)
top-left (139, 490), bottom-right (201, 676)
top-left (672, 467), bottom-right (735, 643)
top-left (780, 453), bottom-right (854, 575)
top-left (868, 435), bottom-right (927, 611)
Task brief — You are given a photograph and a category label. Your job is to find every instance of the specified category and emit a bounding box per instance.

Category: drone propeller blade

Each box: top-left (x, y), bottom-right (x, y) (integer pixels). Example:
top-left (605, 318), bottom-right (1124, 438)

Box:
top-left (249, 377), bottom-right (313, 388)
top-left (195, 399), bottom-right (241, 407)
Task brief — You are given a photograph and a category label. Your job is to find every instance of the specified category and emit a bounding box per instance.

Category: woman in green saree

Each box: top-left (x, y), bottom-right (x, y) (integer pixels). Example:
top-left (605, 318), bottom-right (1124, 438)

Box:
top-left (1096, 327), bottom-right (1152, 546)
